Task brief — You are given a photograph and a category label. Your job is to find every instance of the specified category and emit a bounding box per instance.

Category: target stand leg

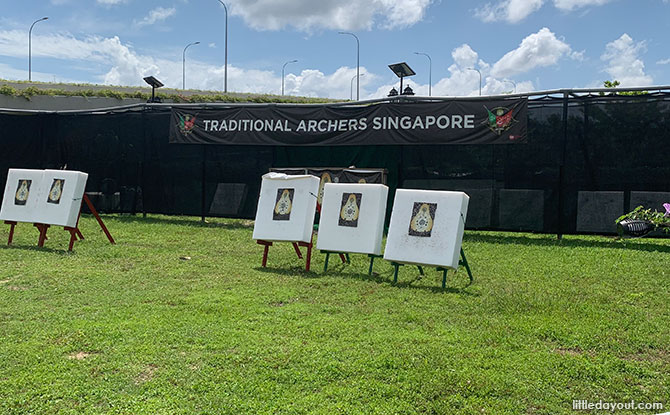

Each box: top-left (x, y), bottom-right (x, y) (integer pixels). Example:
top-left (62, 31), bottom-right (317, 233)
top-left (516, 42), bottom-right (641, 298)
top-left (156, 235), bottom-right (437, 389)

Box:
top-left (65, 227), bottom-right (78, 251)
top-left (292, 242), bottom-right (303, 259)
top-left (459, 248), bottom-right (473, 284)
top-left (323, 252), bottom-right (330, 272)
top-left (367, 254), bottom-right (382, 276)
top-left (321, 251), bottom-right (350, 272)
top-left (391, 262), bottom-right (401, 284)
top-left (82, 194), bottom-right (115, 244)
top-left (34, 223), bottom-right (50, 247)
top-left (256, 240), bottom-right (272, 267)
top-left (297, 241), bottom-right (313, 272)
top-left (437, 267), bottom-right (449, 289)
top-left (5, 221), bottom-right (17, 245)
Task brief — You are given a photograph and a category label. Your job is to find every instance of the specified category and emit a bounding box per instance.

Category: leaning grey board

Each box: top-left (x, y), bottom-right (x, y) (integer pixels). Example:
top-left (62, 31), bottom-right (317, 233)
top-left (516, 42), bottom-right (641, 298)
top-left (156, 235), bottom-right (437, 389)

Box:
top-left (498, 189), bottom-right (544, 232)
top-left (403, 179), bottom-right (493, 229)
top-left (576, 191), bottom-right (624, 234)
top-left (629, 191), bottom-right (670, 213)
top-left (209, 183), bottom-right (248, 216)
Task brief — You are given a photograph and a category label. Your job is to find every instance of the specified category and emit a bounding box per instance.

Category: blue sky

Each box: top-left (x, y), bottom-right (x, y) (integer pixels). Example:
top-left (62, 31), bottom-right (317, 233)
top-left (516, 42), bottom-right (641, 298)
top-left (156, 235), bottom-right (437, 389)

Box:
top-left (1, 0), bottom-right (669, 99)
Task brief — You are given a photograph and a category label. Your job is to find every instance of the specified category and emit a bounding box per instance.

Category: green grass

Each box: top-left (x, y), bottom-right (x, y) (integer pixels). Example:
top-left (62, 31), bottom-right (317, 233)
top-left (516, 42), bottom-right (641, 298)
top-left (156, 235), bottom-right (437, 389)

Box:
top-left (1, 215), bottom-right (669, 414)
top-left (0, 81), bottom-right (338, 104)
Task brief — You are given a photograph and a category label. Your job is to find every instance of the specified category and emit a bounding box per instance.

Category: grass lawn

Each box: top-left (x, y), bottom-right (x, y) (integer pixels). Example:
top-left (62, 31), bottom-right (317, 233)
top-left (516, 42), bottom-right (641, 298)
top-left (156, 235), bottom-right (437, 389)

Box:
top-left (0, 214), bottom-right (669, 415)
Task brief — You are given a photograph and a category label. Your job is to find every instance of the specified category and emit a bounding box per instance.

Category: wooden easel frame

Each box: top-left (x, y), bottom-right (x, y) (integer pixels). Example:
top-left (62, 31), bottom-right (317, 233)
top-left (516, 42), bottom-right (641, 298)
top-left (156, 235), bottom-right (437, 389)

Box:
top-left (4, 194), bottom-right (115, 251)
top-left (256, 233), bottom-right (314, 272)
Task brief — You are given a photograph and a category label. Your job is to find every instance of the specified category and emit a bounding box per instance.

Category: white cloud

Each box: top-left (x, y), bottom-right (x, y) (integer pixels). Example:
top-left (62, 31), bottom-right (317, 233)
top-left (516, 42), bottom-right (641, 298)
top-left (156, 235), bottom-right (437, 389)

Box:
top-left (96, 0), bottom-right (128, 4)
top-left (136, 7), bottom-right (176, 27)
top-left (229, 0), bottom-right (432, 31)
top-left (656, 58), bottom-right (670, 65)
top-left (491, 27), bottom-right (573, 78)
top-left (369, 43), bottom-right (534, 98)
top-left (601, 33), bottom-right (652, 86)
top-left (0, 30), bottom-right (540, 99)
top-left (428, 45), bottom-right (496, 97)
top-left (451, 44), bottom-right (479, 68)
top-left (476, 0), bottom-right (544, 23)
top-left (0, 29), bottom-right (376, 98)
top-left (552, 0), bottom-right (611, 11)
top-left (476, 0), bottom-right (612, 23)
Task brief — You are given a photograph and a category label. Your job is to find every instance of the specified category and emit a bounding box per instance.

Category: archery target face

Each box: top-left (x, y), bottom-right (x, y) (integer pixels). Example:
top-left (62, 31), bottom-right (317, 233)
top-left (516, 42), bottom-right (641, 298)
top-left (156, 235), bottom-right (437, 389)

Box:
top-left (252, 173), bottom-right (320, 243)
top-left (316, 183), bottom-right (388, 256)
top-left (0, 169), bottom-right (45, 223)
top-left (384, 189), bottom-right (469, 269)
top-left (338, 192), bottom-right (362, 227)
top-left (36, 170), bottom-right (89, 227)
top-left (273, 188), bottom-right (294, 221)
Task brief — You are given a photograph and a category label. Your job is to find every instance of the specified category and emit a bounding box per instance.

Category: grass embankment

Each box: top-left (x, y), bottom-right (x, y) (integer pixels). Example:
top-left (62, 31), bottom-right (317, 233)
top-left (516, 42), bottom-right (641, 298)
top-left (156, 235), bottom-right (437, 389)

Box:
top-left (1, 215), bottom-right (668, 414)
top-left (0, 82), bottom-right (336, 104)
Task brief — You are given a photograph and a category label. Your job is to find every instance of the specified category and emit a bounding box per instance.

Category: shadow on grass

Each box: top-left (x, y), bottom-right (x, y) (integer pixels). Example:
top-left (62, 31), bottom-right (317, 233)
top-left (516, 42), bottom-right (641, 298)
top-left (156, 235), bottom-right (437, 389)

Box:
top-left (466, 233), bottom-right (670, 254)
top-left (96, 214), bottom-right (254, 230)
top-left (392, 271), bottom-right (479, 295)
top-left (257, 262), bottom-right (479, 295)
top-left (254, 266), bottom-right (320, 278)
top-left (0, 243), bottom-right (71, 255)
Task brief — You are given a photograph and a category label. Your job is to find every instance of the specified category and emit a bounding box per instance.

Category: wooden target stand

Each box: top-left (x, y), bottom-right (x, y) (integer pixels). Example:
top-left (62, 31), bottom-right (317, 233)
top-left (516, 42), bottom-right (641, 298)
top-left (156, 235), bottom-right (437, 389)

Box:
top-left (389, 248), bottom-right (473, 288)
top-left (256, 198), bottom-right (319, 272)
top-left (256, 237), bottom-right (314, 271)
top-left (4, 194), bottom-right (115, 251)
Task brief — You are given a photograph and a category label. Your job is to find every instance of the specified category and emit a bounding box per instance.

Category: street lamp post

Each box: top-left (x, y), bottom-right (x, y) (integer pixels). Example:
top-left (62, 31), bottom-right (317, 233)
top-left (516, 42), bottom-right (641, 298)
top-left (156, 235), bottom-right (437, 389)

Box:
top-left (467, 67), bottom-right (482, 96)
top-left (350, 73), bottom-right (365, 100)
top-left (282, 59), bottom-right (297, 96)
top-left (414, 52), bottom-right (432, 96)
top-left (183, 41), bottom-right (200, 90)
top-left (216, 0), bottom-right (228, 93)
top-left (28, 17), bottom-right (48, 82)
top-left (339, 31), bottom-right (359, 101)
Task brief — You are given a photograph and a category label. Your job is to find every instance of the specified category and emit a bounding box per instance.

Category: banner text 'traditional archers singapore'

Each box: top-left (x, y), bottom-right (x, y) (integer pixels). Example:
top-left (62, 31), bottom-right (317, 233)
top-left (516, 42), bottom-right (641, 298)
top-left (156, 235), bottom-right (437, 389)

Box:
top-left (169, 99), bottom-right (527, 146)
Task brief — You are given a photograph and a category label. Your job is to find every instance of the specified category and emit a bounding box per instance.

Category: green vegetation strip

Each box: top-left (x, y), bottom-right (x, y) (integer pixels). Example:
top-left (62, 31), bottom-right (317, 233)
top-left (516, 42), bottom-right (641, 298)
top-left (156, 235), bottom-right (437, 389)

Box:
top-left (0, 83), bottom-right (334, 104)
top-left (1, 215), bottom-right (669, 414)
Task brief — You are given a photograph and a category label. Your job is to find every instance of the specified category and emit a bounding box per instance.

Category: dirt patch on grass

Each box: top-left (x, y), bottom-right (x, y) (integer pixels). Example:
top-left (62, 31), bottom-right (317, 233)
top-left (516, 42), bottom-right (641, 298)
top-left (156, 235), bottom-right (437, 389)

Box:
top-left (0, 279), bottom-right (11, 284)
top-left (6, 285), bottom-right (27, 291)
top-left (625, 349), bottom-right (670, 364)
top-left (68, 351), bottom-right (93, 360)
top-left (269, 298), bottom-right (299, 307)
top-left (553, 347), bottom-right (589, 357)
top-left (135, 364), bottom-right (158, 384)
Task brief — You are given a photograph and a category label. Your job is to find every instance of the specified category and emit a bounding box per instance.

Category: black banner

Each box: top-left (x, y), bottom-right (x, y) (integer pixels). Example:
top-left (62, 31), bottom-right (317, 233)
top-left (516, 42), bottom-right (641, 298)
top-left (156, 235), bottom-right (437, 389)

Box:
top-left (169, 99), bottom-right (527, 146)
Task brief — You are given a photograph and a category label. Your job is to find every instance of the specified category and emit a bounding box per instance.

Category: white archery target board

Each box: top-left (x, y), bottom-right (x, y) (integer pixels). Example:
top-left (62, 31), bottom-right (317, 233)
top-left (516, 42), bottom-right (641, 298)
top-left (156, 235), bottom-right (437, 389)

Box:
top-left (0, 169), bottom-right (45, 223)
top-left (316, 183), bottom-right (388, 255)
top-left (383, 189), bottom-right (469, 269)
top-left (252, 173), bottom-right (320, 243)
top-left (36, 170), bottom-right (88, 228)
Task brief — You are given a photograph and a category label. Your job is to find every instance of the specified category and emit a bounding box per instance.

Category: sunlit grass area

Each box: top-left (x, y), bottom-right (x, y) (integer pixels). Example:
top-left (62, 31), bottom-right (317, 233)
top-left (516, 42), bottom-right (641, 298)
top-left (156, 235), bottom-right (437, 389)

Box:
top-left (1, 215), bottom-right (669, 414)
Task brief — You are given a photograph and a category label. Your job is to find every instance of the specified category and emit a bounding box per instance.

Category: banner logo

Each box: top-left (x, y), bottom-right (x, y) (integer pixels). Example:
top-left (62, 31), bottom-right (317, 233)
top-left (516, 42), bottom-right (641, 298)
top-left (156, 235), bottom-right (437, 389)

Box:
top-left (178, 114), bottom-right (197, 135)
top-left (483, 106), bottom-right (517, 136)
